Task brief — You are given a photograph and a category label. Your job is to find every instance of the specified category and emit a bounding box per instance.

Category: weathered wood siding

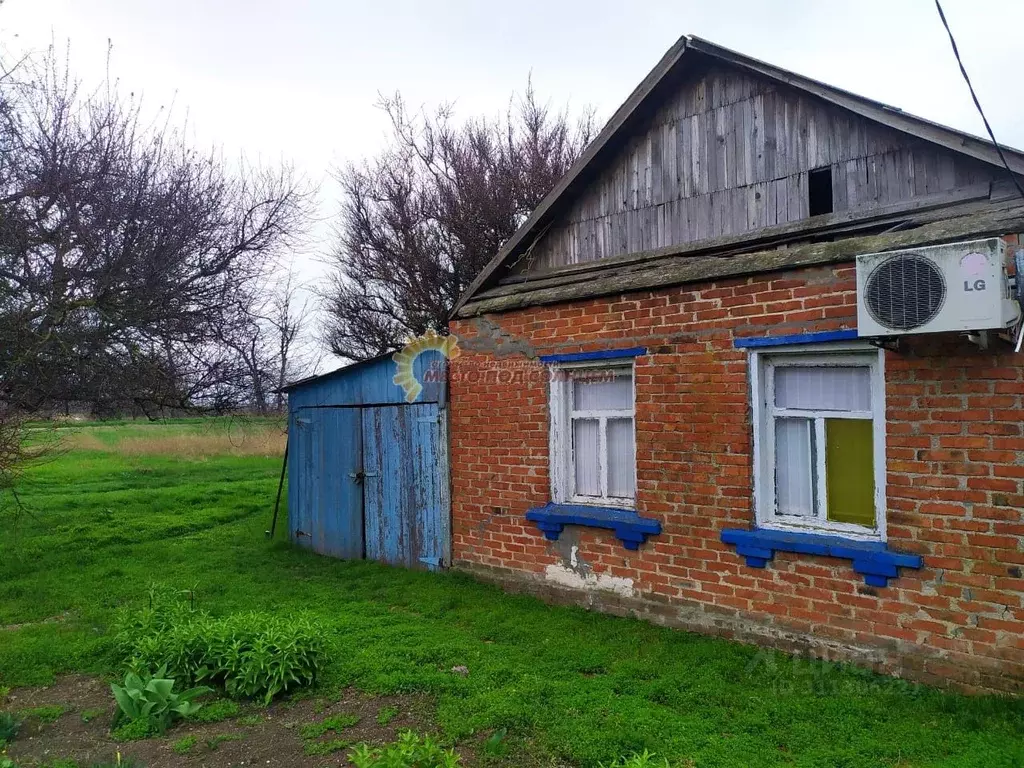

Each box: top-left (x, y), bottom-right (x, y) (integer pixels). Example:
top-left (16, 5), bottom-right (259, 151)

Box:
top-left (519, 64), bottom-right (999, 273)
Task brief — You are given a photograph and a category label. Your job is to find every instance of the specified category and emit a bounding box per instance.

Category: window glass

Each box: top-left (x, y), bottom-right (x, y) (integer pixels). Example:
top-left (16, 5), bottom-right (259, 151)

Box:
top-left (553, 366), bottom-right (636, 506)
top-left (573, 375), bottom-right (632, 411)
top-left (775, 366), bottom-right (871, 411)
top-left (606, 418), bottom-right (635, 498)
top-left (825, 418), bottom-right (875, 526)
top-left (572, 418), bottom-right (601, 496)
top-left (775, 417), bottom-right (815, 516)
top-left (755, 352), bottom-right (883, 536)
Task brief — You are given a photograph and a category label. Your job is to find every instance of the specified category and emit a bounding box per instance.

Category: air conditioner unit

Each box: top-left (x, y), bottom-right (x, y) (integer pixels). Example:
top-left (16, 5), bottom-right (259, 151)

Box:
top-left (856, 238), bottom-right (1020, 337)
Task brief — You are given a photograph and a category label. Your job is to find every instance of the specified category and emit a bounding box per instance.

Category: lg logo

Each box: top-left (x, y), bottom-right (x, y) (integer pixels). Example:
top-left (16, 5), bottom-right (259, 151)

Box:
top-left (960, 252), bottom-right (989, 293)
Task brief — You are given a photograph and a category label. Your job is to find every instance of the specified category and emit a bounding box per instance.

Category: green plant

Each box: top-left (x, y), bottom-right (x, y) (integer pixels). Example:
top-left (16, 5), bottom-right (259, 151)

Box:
top-left (0, 712), bottom-right (21, 746)
top-left (480, 729), bottom-right (508, 759)
top-left (39, 760), bottom-right (78, 768)
top-left (600, 752), bottom-right (671, 768)
top-left (303, 739), bottom-right (350, 756)
top-left (205, 733), bottom-right (242, 751)
top-left (22, 705), bottom-right (66, 723)
top-left (0, 757), bottom-right (14, 768)
top-left (80, 708), bottom-right (106, 724)
top-left (237, 714), bottom-right (262, 726)
top-left (110, 666), bottom-right (212, 735)
top-left (188, 699), bottom-right (239, 723)
top-left (172, 735), bottom-right (197, 754)
top-left (115, 591), bottom-right (327, 704)
top-left (300, 713), bottom-right (360, 739)
top-left (110, 718), bottom-right (153, 742)
top-left (0, 686), bottom-right (10, 701)
top-left (349, 731), bottom-right (460, 768)
top-left (376, 706), bottom-right (399, 726)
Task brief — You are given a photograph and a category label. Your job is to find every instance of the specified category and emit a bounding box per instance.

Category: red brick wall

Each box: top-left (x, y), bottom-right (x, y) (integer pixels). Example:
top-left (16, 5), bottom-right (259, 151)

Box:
top-left (449, 249), bottom-right (1024, 694)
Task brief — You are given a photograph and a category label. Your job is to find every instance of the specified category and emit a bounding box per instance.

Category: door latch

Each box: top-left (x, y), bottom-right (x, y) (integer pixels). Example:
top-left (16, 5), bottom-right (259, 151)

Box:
top-left (348, 470), bottom-right (379, 484)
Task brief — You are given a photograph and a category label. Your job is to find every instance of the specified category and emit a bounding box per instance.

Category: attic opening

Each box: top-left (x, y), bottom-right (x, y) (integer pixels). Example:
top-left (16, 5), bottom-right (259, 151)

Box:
top-left (808, 167), bottom-right (834, 217)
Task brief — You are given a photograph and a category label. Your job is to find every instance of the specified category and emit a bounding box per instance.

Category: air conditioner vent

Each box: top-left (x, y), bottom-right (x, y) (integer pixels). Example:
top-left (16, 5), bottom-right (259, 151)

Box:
top-left (864, 254), bottom-right (947, 330)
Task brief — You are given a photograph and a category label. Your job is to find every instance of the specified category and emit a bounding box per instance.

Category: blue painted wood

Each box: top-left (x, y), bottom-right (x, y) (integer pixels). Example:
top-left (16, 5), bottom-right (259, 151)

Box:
top-left (362, 404), bottom-right (447, 570)
top-left (539, 346), bottom-right (647, 364)
top-left (287, 350), bottom-right (446, 409)
top-left (525, 503), bottom-right (662, 550)
top-left (732, 329), bottom-right (859, 349)
top-left (720, 528), bottom-right (924, 587)
top-left (288, 411), bottom-right (313, 551)
top-left (289, 407), bottom-right (364, 559)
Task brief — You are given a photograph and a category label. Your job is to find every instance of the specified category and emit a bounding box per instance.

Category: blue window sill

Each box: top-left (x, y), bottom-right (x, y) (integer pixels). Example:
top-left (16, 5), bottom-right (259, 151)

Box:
top-left (526, 503), bottom-right (662, 550)
top-left (721, 528), bottom-right (923, 588)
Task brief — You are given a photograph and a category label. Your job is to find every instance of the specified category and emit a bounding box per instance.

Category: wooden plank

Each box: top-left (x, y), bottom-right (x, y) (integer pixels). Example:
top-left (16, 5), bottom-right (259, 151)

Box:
top-left (500, 184), bottom-right (992, 285)
top-left (652, 125), bottom-right (664, 204)
top-left (845, 158), bottom-right (860, 210)
top-left (460, 200), bottom-right (1024, 316)
top-left (788, 171), bottom-right (806, 221)
top-left (832, 161), bottom-right (848, 212)
top-left (691, 113), bottom-right (706, 196)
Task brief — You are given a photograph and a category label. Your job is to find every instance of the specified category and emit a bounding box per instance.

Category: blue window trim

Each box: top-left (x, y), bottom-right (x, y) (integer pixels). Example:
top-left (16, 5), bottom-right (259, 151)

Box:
top-left (720, 528), bottom-right (923, 588)
top-left (526, 503), bottom-right (661, 550)
top-left (539, 346), bottom-right (647, 364)
top-left (733, 329), bottom-right (859, 349)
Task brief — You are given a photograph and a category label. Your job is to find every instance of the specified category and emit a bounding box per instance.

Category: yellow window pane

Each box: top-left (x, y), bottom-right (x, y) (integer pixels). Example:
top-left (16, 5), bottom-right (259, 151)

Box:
top-left (825, 418), bottom-right (875, 527)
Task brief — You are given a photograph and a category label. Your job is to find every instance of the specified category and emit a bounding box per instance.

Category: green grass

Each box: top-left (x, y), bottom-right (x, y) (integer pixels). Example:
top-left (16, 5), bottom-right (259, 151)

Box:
top-left (189, 699), bottom-right (240, 724)
top-left (172, 734), bottom-right (197, 754)
top-left (300, 713), bottom-right (360, 739)
top-left (1, 421), bottom-right (1023, 767)
top-left (79, 708), bottom-right (105, 723)
top-left (21, 705), bottom-right (65, 723)
top-left (205, 733), bottom-right (242, 751)
top-left (303, 738), bottom-right (351, 756)
top-left (376, 705), bottom-right (399, 726)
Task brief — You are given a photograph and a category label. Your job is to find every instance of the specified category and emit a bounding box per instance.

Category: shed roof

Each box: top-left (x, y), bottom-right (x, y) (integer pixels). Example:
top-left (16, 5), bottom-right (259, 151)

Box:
top-left (282, 349), bottom-right (447, 409)
top-left (454, 35), bottom-right (1024, 316)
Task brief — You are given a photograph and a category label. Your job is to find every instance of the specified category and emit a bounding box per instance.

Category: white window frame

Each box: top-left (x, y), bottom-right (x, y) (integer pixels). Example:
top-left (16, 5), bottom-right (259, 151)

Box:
top-left (549, 361), bottom-right (636, 508)
top-left (750, 343), bottom-right (886, 541)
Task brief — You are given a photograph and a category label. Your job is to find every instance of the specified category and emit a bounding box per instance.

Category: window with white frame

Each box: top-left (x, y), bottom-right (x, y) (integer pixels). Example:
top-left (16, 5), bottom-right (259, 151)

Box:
top-left (550, 365), bottom-right (636, 507)
top-left (752, 347), bottom-right (886, 539)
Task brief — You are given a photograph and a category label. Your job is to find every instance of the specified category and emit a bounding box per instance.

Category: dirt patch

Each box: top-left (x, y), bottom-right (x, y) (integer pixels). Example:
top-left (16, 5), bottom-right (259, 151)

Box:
top-left (2, 677), bottom-right (454, 767)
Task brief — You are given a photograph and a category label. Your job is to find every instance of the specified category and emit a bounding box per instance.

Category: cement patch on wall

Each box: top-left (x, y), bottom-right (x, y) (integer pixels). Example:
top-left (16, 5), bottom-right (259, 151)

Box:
top-left (544, 559), bottom-right (635, 597)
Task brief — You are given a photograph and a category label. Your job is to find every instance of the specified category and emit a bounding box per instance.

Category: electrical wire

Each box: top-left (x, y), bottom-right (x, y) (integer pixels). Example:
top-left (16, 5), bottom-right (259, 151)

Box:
top-left (934, 0), bottom-right (1024, 200)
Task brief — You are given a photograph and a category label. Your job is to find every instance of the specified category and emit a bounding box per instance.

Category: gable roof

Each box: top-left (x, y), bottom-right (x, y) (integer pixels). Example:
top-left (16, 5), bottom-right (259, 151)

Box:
top-left (453, 35), bottom-right (1024, 316)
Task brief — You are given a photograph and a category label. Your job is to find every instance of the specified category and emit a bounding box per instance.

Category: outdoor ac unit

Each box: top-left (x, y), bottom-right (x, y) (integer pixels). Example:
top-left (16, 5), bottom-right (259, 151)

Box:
top-left (856, 238), bottom-right (1020, 337)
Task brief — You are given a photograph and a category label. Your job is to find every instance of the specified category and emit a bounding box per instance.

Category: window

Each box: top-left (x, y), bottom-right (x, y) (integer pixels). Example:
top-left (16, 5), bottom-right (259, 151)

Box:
top-left (752, 347), bottom-right (885, 539)
top-left (550, 365), bottom-right (636, 507)
top-left (808, 166), bottom-right (834, 216)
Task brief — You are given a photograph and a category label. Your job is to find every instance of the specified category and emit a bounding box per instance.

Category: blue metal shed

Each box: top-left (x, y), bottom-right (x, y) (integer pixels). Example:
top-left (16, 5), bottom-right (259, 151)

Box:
top-left (281, 350), bottom-right (450, 570)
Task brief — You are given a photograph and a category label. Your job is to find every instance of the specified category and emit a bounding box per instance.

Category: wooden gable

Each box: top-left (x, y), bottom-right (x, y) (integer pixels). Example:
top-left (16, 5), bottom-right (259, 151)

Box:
top-left (516, 62), bottom-right (1001, 274)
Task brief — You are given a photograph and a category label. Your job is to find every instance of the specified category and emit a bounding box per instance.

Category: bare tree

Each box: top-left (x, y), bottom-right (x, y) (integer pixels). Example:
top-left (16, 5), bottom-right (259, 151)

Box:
top-left (218, 269), bottom-right (316, 414)
top-left (322, 82), bottom-right (594, 360)
top-left (0, 46), bottom-right (313, 432)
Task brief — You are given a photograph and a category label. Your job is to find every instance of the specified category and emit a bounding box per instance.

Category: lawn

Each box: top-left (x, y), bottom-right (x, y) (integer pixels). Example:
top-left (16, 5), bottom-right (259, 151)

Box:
top-left (1, 420), bottom-right (1022, 767)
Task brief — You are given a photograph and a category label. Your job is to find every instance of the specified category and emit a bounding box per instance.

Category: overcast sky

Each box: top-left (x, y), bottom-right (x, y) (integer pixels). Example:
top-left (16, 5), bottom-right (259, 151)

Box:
top-left (2, 0), bottom-right (1021, 363)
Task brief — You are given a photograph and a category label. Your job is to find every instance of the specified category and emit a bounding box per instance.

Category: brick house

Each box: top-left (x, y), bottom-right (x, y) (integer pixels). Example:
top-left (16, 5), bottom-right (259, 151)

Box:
top-left (447, 36), bottom-right (1024, 693)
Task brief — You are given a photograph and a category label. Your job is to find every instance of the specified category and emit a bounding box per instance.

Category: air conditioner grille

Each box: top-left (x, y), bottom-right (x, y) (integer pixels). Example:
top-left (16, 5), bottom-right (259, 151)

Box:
top-left (865, 254), bottom-right (947, 330)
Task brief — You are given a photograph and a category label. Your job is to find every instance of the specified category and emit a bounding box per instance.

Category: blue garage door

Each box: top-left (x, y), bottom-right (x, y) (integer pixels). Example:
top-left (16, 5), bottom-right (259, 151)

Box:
top-left (361, 403), bottom-right (449, 571)
top-left (290, 407), bottom-right (364, 559)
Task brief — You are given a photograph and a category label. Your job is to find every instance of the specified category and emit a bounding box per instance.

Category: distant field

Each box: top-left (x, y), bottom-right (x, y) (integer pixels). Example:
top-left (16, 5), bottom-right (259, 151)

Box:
top-left (49, 417), bottom-right (287, 458)
top-left (0, 420), bottom-right (1022, 767)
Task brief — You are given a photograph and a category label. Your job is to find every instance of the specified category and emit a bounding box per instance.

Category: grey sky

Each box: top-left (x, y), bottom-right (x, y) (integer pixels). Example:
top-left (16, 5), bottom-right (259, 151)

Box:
top-left (3, 0), bottom-right (1021, 363)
